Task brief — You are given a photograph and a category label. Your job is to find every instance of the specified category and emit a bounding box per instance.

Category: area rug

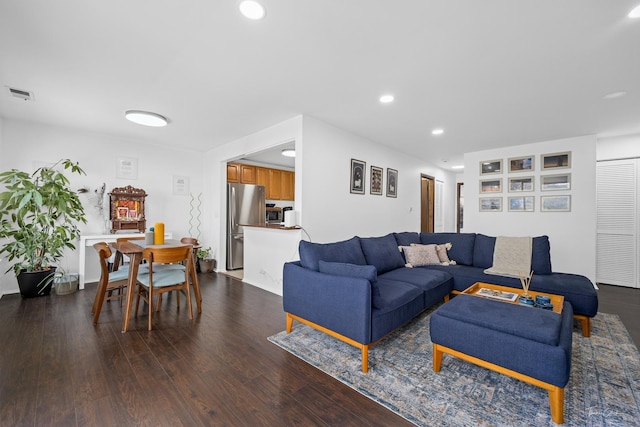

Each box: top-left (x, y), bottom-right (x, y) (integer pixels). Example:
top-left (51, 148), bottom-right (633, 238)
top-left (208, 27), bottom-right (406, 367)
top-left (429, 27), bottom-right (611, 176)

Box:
top-left (269, 307), bottom-right (640, 426)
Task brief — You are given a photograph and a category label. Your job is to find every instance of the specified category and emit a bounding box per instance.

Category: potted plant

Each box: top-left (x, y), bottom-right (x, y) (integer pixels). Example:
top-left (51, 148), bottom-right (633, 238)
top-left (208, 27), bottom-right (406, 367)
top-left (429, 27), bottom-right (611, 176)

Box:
top-left (197, 246), bottom-right (215, 273)
top-left (0, 159), bottom-right (87, 297)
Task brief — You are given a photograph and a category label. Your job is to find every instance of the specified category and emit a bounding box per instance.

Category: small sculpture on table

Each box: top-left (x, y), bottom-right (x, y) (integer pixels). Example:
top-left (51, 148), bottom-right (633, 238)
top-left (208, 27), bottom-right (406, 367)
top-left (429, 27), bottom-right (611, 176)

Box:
top-left (518, 270), bottom-right (534, 306)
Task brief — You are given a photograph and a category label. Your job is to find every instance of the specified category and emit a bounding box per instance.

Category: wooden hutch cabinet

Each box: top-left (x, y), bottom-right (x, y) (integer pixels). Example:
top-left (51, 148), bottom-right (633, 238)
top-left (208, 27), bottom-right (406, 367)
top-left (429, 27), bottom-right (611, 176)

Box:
top-left (109, 185), bottom-right (148, 233)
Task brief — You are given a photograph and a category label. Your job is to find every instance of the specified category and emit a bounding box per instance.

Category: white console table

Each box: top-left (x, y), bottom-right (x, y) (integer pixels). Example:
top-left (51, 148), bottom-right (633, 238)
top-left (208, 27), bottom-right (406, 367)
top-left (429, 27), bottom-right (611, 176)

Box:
top-left (78, 232), bottom-right (172, 289)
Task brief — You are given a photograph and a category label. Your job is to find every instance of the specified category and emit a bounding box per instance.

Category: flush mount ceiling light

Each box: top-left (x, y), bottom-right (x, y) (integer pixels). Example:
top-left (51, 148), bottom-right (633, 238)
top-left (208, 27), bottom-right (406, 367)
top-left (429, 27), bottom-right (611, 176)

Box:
top-left (239, 1), bottom-right (266, 20)
top-left (281, 148), bottom-right (296, 157)
top-left (431, 128), bottom-right (444, 135)
top-left (629, 5), bottom-right (640, 18)
top-left (379, 94), bottom-right (395, 103)
top-left (124, 110), bottom-right (168, 127)
top-left (451, 165), bottom-right (464, 170)
top-left (603, 91), bottom-right (628, 100)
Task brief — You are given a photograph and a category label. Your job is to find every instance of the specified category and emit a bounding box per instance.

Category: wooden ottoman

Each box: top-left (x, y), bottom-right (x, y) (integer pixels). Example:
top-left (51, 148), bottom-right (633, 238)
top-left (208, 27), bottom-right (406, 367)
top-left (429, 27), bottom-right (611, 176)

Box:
top-left (430, 294), bottom-right (574, 424)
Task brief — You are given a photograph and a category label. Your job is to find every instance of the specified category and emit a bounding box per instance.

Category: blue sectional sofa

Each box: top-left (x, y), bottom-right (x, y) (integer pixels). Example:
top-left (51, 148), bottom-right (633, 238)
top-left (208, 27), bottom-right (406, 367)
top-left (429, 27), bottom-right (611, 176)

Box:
top-left (283, 232), bottom-right (598, 372)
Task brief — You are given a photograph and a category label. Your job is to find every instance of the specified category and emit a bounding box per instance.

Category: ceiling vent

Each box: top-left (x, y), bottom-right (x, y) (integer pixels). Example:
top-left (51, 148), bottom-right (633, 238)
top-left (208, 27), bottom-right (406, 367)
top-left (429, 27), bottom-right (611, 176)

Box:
top-left (6, 86), bottom-right (34, 101)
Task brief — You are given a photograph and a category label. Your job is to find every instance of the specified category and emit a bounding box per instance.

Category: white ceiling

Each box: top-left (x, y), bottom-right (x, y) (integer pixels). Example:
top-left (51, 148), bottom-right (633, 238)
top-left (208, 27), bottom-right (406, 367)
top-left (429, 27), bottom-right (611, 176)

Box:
top-left (1, 1), bottom-right (639, 169)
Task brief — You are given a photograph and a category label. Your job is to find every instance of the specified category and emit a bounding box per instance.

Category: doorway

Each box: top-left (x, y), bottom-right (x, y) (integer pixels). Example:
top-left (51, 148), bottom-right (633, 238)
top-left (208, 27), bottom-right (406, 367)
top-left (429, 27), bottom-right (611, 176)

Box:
top-left (420, 175), bottom-right (435, 232)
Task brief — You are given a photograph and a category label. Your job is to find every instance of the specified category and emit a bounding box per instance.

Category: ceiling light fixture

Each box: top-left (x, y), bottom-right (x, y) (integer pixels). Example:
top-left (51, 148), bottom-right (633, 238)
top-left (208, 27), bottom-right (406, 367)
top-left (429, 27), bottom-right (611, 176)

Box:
top-left (603, 91), bottom-right (628, 100)
top-left (239, 1), bottom-right (266, 20)
top-left (629, 5), bottom-right (640, 18)
top-left (379, 94), bottom-right (394, 103)
top-left (451, 165), bottom-right (464, 170)
top-left (432, 128), bottom-right (444, 135)
top-left (281, 148), bottom-right (296, 157)
top-left (124, 110), bottom-right (168, 127)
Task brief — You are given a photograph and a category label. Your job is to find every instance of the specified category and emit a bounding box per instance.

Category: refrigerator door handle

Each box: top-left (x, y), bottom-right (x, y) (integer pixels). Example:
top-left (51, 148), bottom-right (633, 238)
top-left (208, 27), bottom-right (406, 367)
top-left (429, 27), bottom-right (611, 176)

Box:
top-left (230, 186), bottom-right (237, 230)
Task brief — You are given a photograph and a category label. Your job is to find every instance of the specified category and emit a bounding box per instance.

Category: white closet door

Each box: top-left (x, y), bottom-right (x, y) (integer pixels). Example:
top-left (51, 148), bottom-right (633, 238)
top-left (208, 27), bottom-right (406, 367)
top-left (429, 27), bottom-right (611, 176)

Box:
top-left (596, 159), bottom-right (638, 288)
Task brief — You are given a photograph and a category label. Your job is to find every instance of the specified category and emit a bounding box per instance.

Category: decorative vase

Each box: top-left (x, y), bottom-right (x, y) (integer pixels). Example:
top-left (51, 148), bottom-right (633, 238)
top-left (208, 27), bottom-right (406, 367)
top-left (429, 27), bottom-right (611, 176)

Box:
top-left (17, 268), bottom-right (57, 298)
top-left (54, 273), bottom-right (79, 295)
top-left (199, 259), bottom-right (215, 273)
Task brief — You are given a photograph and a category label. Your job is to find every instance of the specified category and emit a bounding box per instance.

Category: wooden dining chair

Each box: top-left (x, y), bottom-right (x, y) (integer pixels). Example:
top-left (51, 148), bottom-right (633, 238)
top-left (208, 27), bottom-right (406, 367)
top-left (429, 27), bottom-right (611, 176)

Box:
top-left (92, 242), bottom-right (147, 325)
top-left (134, 245), bottom-right (194, 331)
top-left (113, 236), bottom-right (145, 270)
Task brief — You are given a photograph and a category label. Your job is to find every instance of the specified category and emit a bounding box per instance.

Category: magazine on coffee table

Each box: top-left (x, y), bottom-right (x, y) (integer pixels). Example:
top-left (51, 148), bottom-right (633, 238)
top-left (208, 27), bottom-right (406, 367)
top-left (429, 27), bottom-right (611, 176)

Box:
top-left (475, 287), bottom-right (519, 302)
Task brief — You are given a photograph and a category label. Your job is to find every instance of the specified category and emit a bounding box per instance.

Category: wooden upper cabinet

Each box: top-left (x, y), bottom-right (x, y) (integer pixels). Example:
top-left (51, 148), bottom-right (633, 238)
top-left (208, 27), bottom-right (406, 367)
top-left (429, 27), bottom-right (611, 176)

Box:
top-left (256, 167), bottom-right (269, 188)
top-left (228, 162), bottom-right (294, 200)
top-left (268, 169), bottom-right (282, 200)
top-left (227, 163), bottom-right (241, 182)
top-left (240, 164), bottom-right (257, 184)
top-left (281, 171), bottom-right (295, 201)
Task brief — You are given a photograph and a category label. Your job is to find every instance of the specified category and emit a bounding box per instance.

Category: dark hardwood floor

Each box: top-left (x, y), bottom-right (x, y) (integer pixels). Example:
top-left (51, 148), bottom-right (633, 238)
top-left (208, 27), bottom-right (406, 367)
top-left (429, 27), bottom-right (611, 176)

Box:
top-left (0, 275), bottom-right (637, 426)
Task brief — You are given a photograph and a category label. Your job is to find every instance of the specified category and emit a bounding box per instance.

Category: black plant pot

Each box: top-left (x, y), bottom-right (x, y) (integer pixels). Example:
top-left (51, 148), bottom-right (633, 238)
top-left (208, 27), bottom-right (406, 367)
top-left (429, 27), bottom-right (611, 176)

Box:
top-left (17, 268), bottom-right (56, 298)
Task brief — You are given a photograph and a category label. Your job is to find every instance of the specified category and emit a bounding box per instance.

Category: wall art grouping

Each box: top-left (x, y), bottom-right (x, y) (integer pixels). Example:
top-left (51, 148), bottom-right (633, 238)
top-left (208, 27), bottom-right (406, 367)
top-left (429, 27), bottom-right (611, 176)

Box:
top-left (478, 151), bottom-right (572, 212)
top-left (350, 158), bottom-right (397, 197)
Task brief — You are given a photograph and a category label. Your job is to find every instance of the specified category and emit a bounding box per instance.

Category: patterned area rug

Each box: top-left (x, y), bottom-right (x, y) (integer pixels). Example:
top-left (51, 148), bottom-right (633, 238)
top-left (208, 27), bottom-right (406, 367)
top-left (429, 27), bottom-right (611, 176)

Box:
top-left (269, 306), bottom-right (640, 426)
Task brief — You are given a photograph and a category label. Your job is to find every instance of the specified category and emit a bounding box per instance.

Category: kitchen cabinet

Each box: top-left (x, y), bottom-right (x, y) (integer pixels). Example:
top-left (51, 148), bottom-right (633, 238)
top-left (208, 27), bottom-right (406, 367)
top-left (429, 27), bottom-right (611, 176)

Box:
top-left (227, 163), bottom-right (241, 182)
top-left (227, 162), bottom-right (294, 201)
top-left (281, 171), bottom-right (295, 201)
top-left (268, 169), bottom-right (282, 200)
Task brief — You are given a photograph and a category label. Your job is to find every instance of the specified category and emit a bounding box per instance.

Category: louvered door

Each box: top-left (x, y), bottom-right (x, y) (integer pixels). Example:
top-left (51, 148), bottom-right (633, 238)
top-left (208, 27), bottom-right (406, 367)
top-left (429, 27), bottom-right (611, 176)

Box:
top-left (596, 159), bottom-right (638, 288)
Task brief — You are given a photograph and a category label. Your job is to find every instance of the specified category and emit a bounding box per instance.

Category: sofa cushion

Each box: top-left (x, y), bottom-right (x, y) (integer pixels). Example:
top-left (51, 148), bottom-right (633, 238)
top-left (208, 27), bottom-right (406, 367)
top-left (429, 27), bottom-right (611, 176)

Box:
top-left (473, 234), bottom-right (496, 268)
top-left (374, 278), bottom-right (424, 313)
top-left (420, 233), bottom-right (476, 266)
top-left (399, 244), bottom-right (441, 267)
top-left (394, 232), bottom-right (421, 246)
top-left (318, 261), bottom-right (382, 309)
top-left (299, 237), bottom-right (366, 271)
top-left (532, 235), bottom-right (553, 274)
top-left (436, 244), bottom-right (453, 264)
top-left (379, 267), bottom-right (453, 307)
top-left (359, 233), bottom-right (406, 274)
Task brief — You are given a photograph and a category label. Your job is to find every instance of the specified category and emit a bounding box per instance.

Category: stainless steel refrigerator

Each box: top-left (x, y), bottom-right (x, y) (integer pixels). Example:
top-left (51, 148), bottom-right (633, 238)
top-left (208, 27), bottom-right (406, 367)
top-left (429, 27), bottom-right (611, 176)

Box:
top-left (226, 183), bottom-right (266, 270)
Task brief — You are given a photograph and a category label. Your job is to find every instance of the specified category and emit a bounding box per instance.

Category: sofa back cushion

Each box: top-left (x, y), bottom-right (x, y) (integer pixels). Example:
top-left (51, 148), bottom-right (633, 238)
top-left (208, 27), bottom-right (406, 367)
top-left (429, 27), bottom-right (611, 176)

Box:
top-left (299, 237), bottom-right (366, 271)
top-left (318, 261), bottom-right (381, 308)
top-left (420, 233), bottom-right (476, 266)
top-left (532, 235), bottom-right (553, 274)
top-left (360, 233), bottom-right (406, 274)
top-left (393, 232), bottom-right (421, 246)
top-left (473, 234), bottom-right (496, 268)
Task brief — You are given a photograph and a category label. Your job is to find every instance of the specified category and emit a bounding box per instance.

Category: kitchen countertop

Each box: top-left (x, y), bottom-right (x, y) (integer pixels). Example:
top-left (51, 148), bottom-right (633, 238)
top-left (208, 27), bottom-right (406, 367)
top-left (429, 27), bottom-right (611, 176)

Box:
top-left (240, 223), bottom-right (301, 230)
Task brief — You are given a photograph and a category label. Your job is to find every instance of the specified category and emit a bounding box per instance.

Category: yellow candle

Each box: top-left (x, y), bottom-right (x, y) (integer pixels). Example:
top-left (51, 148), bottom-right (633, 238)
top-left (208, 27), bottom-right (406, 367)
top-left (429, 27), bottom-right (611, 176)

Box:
top-left (154, 222), bottom-right (165, 245)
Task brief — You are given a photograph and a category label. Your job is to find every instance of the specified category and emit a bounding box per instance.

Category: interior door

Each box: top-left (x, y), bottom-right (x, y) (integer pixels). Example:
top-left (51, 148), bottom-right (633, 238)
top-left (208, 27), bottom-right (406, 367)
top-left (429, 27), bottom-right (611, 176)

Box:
top-left (420, 175), bottom-right (435, 233)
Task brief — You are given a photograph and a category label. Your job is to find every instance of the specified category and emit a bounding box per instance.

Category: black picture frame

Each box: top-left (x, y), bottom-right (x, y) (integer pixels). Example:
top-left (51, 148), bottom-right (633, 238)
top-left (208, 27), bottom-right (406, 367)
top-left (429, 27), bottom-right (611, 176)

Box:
top-left (386, 168), bottom-right (398, 198)
top-left (350, 159), bottom-right (366, 194)
top-left (370, 166), bottom-right (383, 195)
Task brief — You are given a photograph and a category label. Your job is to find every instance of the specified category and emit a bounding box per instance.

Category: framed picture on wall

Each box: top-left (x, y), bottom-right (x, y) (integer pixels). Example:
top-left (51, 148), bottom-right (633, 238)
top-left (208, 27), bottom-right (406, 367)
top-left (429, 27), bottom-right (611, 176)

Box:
top-left (370, 166), bottom-right (383, 195)
top-left (508, 155), bottom-right (534, 173)
top-left (480, 159), bottom-right (502, 175)
top-left (479, 197), bottom-right (502, 212)
top-left (541, 195), bottom-right (571, 212)
top-left (508, 196), bottom-right (535, 212)
top-left (386, 168), bottom-right (398, 197)
top-left (541, 151), bottom-right (571, 170)
top-left (508, 176), bottom-right (534, 192)
top-left (541, 174), bottom-right (571, 191)
top-left (480, 178), bottom-right (502, 193)
top-left (350, 159), bottom-right (366, 194)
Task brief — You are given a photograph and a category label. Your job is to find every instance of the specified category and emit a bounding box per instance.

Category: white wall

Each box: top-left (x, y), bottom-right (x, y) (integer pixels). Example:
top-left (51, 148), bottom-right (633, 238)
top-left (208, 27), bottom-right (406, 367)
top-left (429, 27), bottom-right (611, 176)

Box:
top-left (464, 135), bottom-right (597, 281)
top-left (299, 116), bottom-right (457, 243)
top-left (597, 133), bottom-right (640, 161)
top-left (0, 119), bottom-right (205, 295)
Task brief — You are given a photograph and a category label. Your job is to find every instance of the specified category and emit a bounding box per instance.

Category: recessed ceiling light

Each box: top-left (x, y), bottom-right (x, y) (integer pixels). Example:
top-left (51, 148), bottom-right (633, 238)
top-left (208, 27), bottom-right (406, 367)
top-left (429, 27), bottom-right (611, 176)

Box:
top-left (379, 94), bottom-right (394, 103)
top-left (629, 5), bottom-right (640, 18)
top-left (125, 110), bottom-right (168, 127)
top-left (451, 165), bottom-right (464, 170)
top-left (432, 128), bottom-right (444, 135)
top-left (281, 148), bottom-right (295, 157)
top-left (239, 1), bottom-right (266, 20)
top-left (603, 91), bottom-right (628, 100)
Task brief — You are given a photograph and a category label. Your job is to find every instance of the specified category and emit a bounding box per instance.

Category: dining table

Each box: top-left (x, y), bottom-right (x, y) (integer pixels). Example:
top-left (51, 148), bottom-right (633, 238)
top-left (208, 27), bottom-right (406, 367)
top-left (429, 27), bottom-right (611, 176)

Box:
top-left (112, 239), bottom-right (202, 332)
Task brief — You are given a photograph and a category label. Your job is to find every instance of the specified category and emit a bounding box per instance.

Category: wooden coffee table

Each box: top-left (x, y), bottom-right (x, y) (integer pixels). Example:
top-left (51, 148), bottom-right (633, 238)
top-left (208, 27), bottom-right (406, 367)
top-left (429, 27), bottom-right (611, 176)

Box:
top-left (461, 282), bottom-right (564, 314)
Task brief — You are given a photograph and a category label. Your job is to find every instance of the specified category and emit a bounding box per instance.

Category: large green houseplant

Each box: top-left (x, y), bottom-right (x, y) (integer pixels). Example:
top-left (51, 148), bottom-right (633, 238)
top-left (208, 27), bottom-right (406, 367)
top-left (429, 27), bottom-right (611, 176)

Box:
top-left (0, 159), bottom-right (87, 297)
